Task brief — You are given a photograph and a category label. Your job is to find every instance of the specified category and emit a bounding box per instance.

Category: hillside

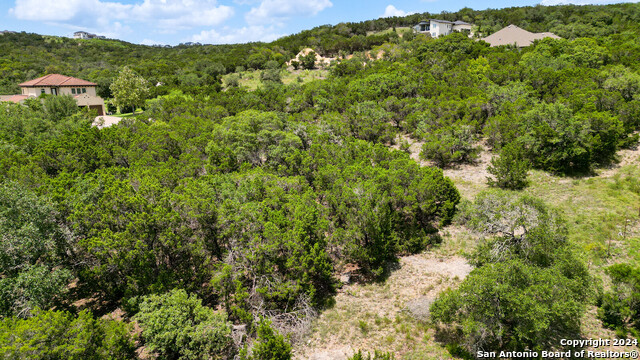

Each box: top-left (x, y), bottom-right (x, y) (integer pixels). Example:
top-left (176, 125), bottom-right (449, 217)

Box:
top-left (1, 2), bottom-right (640, 359)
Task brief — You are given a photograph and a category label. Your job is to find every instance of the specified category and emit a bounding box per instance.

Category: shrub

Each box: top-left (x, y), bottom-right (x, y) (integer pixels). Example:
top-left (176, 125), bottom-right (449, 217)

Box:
top-left (431, 260), bottom-right (587, 354)
top-left (435, 192), bottom-right (591, 354)
top-left (0, 309), bottom-right (135, 359)
top-left (0, 182), bottom-right (72, 317)
top-left (420, 125), bottom-right (479, 168)
top-left (135, 289), bottom-right (233, 360)
top-left (300, 51), bottom-right (317, 70)
top-left (597, 263), bottom-right (640, 333)
top-left (241, 318), bottom-right (291, 360)
top-left (43, 94), bottom-right (80, 122)
top-left (487, 142), bottom-right (531, 190)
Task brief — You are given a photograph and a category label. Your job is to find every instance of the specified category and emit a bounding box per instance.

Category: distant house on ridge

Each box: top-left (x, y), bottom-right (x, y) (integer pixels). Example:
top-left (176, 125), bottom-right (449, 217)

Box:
top-left (73, 31), bottom-right (104, 40)
top-left (414, 19), bottom-right (473, 38)
top-left (0, 74), bottom-right (106, 115)
top-left (481, 25), bottom-right (560, 47)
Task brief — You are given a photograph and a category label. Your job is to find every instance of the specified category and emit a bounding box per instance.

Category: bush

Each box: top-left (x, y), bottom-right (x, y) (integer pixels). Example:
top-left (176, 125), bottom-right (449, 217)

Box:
top-left (487, 142), bottom-right (531, 190)
top-left (135, 289), bottom-right (233, 360)
top-left (43, 94), bottom-right (80, 122)
top-left (301, 51), bottom-right (317, 70)
top-left (0, 182), bottom-right (72, 317)
top-left (435, 192), bottom-right (591, 354)
top-left (241, 318), bottom-right (291, 360)
top-left (431, 260), bottom-right (587, 354)
top-left (420, 125), bottom-right (479, 168)
top-left (0, 309), bottom-right (135, 359)
top-left (597, 263), bottom-right (640, 333)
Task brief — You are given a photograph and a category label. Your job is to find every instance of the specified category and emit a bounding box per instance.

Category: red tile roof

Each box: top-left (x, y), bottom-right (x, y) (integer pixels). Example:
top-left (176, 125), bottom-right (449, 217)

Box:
top-left (0, 95), bottom-right (29, 103)
top-left (19, 74), bottom-right (97, 87)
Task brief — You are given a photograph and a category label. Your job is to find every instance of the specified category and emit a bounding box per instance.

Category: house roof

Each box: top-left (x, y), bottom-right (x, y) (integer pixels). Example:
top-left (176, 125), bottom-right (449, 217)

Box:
top-left (481, 24), bottom-right (560, 47)
top-left (0, 95), bottom-right (28, 103)
top-left (453, 20), bottom-right (471, 25)
top-left (431, 19), bottom-right (454, 24)
top-left (19, 74), bottom-right (97, 87)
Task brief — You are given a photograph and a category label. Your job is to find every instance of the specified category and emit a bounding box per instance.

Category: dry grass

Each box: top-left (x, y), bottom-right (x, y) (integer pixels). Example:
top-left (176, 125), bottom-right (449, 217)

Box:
top-left (295, 253), bottom-right (472, 360)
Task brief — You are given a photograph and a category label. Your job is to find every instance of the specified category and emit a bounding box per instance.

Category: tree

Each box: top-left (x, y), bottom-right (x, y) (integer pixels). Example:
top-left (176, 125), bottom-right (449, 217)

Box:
top-left (0, 182), bottom-right (72, 318)
top-left (431, 260), bottom-right (587, 355)
top-left (109, 67), bottom-right (150, 113)
top-left (0, 309), bottom-right (135, 359)
top-left (433, 192), bottom-right (591, 355)
top-left (43, 94), bottom-right (80, 122)
top-left (420, 125), bottom-right (479, 168)
top-left (487, 142), bottom-right (531, 190)
top-left (300, 51), bottom-right (317, 70)
top-left (135, 289), bottom-right (233, 360)
top-left (241, 318), bottom-right (291, 360)
top-left (597, 263), bottom-right (640, 333)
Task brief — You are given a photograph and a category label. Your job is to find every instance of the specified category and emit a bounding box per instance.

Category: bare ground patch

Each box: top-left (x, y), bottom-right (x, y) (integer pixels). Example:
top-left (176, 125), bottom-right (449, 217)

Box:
top-left (294, 252), bottom-right (473, 360)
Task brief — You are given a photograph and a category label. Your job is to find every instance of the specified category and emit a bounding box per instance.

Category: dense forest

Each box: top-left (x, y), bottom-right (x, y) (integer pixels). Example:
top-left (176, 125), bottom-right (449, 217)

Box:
top-left (1, 2), bottom-right (639, 359)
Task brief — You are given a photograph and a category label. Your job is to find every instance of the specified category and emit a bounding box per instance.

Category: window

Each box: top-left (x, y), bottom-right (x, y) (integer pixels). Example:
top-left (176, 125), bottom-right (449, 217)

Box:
top-left (433, 23), bottom-right (437, 29)
top-left (40, 89), bottom-right (45, 94)
top-left (82, 88), bottom-right (86, 93)
top-left (71, 88), bottom-right (76, 94)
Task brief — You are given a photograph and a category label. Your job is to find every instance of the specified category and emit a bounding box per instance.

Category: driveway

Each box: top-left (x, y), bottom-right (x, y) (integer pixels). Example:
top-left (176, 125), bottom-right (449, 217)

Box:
top-left (93, 115), bottom-right (122, 128)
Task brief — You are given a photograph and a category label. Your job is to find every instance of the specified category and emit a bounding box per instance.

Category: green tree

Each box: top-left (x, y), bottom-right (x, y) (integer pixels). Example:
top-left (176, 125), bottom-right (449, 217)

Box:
top-left (434, 192), bottom-right (590, 355)
top-left (598, 263), bottom-right (640, 333)
top-left (241, 318), bottom-right (291, 360)
top-left (420, 125), bottom-right (479, 168)
top-left (487, 142), bottom-right (531, 190)
top-left (109, 66), bottom-right (150, 113)
top-left (300, 51), bottom-right (317, 70)
top-left (135, 289), bottom-right (233, 360)
top-left (0, 182), bottom-right (72, 318)
top-left (0, 309), bottom-right (135, 359)
top-left (43, 94), bottom-right (80, 122)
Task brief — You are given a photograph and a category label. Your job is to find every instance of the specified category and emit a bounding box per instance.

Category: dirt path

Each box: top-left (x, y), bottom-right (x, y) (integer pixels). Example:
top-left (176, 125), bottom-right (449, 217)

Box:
top-left (295, 253), bottom-right (472, 360)
top-left (93, 115), bottom-right (122, 128)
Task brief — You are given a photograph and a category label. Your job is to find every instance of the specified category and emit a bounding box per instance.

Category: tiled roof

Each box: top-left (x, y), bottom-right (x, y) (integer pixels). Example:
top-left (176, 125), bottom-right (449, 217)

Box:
top-left (19, 74), bottom-right (97, 87)
top-left (0, 95), bottom-right (29, 103)
top-left (482, 25), bottom-right (560, 47)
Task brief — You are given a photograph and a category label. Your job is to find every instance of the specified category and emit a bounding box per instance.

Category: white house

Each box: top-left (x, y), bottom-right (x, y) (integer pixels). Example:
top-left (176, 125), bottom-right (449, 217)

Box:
top-left (414, 19), bottom-right (473, 38)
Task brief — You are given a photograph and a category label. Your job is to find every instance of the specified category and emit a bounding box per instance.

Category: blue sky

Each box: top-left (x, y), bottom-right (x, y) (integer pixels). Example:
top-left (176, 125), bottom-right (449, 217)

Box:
top-left (1, 0), bottom-right (638, 45)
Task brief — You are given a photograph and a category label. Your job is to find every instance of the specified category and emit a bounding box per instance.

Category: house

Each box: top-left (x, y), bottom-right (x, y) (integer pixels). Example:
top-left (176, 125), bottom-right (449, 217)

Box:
top-left (482, 25), bottom-right (560, 47)
top-left (414, 19), bottom-right (473, 38)
top-left (73, 31), bottom-right (103, 39)
top-left (2, 74), bottom-right (106, 115)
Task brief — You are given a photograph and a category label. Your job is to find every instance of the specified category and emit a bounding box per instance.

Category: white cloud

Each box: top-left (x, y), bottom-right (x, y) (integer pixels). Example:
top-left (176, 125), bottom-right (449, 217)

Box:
top-left (382, 5), bottom-right (408, 17)
top-left (540, 0), bottom-right (640, 4)
top-left (245, 0), bottom-right (332, 24)
top-left (10, 0), bottom-right (234, 35)
top-left (192, 25), bottom-right (283, 44)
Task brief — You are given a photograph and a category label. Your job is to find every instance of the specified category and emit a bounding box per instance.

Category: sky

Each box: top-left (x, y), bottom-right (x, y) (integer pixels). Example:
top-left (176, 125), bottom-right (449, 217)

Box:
top-left (1, 0), bottom-right (638, 45)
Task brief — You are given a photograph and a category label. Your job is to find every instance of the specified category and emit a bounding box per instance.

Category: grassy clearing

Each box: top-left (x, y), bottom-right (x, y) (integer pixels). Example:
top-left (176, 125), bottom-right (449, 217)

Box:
top-left (524, 165), bottom-right (640, 268)
top-left (113, 110), bottom-right (143, 118)
top-left (366, 27), bottom-right (413, 37)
